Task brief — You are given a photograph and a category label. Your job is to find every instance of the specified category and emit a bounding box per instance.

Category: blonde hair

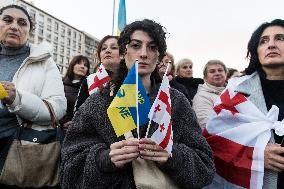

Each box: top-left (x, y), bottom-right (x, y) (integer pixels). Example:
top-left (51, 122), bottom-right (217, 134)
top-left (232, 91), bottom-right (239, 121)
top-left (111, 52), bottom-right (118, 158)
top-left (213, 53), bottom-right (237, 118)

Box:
top-left (175, 58), bottom-right (193, 76)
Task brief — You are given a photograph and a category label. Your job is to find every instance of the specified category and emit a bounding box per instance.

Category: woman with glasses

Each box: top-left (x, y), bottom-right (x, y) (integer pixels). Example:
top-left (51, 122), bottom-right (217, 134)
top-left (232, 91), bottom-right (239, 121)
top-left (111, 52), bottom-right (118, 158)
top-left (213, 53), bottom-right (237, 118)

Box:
top-left (158, 52), bottom-right (191, 102)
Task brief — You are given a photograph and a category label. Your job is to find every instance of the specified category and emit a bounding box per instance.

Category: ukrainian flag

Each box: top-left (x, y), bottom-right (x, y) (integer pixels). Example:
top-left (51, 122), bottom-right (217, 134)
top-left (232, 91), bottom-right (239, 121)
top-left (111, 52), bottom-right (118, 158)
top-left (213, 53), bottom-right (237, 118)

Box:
top-left (107, 63), bottom-right (151, 137)
top-left (117, 0), bottom-right (126, 35)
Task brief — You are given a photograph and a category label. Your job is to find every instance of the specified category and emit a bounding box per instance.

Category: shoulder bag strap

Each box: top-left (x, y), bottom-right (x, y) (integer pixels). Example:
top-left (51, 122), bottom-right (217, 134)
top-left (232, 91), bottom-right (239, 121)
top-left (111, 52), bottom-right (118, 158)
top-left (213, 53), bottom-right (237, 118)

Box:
top-left (42, 99), bottom-right (60, 129)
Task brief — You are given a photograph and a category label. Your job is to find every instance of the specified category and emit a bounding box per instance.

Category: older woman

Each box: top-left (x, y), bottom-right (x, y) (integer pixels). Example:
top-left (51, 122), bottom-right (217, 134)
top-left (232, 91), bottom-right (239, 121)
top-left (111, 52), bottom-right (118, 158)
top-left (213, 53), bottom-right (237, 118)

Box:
top-left (60, 55), bottom-right (90, 129)
top-left (74, 35), bottom-right (120, 111)
top-left (173, 58), bottom-right (204, 100)
top-left (0, 4), bottom-right (66, 188)
top-left (158, 52), bottom-right (191, 102)
top-left (60, 19), bottom-right (215, 189)
top-left (192, 60), bottom-right (227, 129)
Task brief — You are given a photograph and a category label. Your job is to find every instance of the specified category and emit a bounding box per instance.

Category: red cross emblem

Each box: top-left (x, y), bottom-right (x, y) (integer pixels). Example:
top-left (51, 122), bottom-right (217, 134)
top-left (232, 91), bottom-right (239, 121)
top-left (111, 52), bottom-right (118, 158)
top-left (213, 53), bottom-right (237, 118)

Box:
top-left (159, 123), bottom-right (165, 132)
top-left (213, 89), bottom-right (247, 115)
top-left (154, 104), bottom-right (161, 113)
top-left (98, 67), bottom-right (103, 73)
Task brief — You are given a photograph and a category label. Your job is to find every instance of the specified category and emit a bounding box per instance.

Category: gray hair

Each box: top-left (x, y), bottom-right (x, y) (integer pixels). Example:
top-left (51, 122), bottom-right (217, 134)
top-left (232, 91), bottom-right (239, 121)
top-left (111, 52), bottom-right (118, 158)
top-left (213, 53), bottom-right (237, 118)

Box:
top-left (203, 60), bottom-right (227, 79)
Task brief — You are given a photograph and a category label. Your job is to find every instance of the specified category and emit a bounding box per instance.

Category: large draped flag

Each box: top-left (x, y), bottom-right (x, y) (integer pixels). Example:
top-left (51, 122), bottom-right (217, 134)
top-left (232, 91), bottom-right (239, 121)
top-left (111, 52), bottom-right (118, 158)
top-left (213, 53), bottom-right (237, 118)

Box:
top-left (87, 64), bottom-right (111, 95)
top-left (117, 0), bottom-right (126, 35)
top-left (107, 62), bottom-right (151, 137)
top-left (148, 75), bottom-right (173, 155)
top-left (203, 74), bottom-right (284, 189)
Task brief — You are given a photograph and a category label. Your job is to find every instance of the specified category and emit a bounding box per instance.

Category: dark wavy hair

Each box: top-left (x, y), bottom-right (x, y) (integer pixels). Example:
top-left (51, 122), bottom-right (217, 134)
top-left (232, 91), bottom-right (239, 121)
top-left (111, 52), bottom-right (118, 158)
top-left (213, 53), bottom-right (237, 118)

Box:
top-left (245, 19), bottom-right (284, 75)
top-left (96, 35), bottom-right (119, 62)
top-left (64, 55), bottom-right (90, 81)
top-left (0, 4), bottom-right (35, 32)
top-left (113, 19), bottom-right (166, 94)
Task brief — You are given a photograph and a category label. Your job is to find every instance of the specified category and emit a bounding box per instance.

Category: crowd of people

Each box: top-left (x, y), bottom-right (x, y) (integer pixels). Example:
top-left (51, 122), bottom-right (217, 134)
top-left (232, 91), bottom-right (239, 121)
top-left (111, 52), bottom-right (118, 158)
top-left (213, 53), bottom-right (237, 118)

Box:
top-left (0, 3), bottom-right (284, 189)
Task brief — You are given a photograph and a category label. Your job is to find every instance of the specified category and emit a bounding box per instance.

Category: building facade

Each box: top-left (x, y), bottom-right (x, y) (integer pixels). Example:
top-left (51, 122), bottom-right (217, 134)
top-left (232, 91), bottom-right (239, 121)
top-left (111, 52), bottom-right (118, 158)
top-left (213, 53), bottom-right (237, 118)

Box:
top-left (1, 0), bottom-right (100, 75)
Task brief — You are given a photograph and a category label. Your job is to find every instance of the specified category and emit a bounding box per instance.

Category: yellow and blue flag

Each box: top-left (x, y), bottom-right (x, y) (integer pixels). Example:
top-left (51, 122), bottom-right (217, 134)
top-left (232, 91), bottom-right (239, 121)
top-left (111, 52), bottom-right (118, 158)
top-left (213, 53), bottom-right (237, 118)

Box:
top-left (0, 83), bottom-right (8, 100)
top-left (107, 63), bottom-right (151, 137)
top-left (117, 0), bottom-right (126, 35)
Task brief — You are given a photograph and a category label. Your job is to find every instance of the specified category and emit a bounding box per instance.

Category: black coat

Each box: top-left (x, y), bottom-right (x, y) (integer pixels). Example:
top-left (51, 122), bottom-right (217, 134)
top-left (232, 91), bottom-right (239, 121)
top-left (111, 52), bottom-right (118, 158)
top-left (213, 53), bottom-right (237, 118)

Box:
top-left (60, 77), bottom-right (83, 125)
top-left (60, 86), bottom-right (215, 189)
top-left (173, 76), bottom-right (204, 100)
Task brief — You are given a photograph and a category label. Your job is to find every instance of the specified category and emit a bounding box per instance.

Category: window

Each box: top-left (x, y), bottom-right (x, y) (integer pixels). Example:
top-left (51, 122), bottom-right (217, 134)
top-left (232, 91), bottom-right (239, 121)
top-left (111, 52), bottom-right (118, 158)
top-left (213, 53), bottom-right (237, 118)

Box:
top-left (66, 57), bottom-right (70, 64)
top-left (53, 53), bottom-right (58, 62)
top-left (46, 32), bottom-right (51, 40)
top-left (54, 22), bottom-right (59, 31)
top-left (61, 26), bottom-right (65, 37)
top-left (54, 45), bottom-right (58, 52)
top-left (59, 55), bottom-right (64, 64)
top-left (73, 31), bottom-right (77, 39)
top-left (60, 45), bottom-right (65, 54)
top-left (67, 38), bottom-right (71, 46)
top-left (38, 14), bottom-right (44, 27)
top-left (67, 28), bottom-right (71, 36)
top-left (20, 4), bottom-right (27, 9)
top-left (73, 40), bottom-right (76, 49)
top-left (38, 26), bottom-right (44, 37)
top-left (47, 18), bottom-right (52, 31)
top-left (29, 9), bottom-right (36, 21)
top-left (38, 36), bottom-right (43, 43)
top-left (67, 48), bottom-right (70, 56)
top-left (54, 36), bottom-right (58, 43)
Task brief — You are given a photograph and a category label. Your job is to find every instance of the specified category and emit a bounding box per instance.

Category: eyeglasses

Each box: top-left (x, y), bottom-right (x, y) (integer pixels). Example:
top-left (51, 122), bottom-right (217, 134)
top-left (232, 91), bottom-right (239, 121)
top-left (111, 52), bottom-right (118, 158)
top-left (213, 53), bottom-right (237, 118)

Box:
top-left (159, 61), bottom-right (172, 65)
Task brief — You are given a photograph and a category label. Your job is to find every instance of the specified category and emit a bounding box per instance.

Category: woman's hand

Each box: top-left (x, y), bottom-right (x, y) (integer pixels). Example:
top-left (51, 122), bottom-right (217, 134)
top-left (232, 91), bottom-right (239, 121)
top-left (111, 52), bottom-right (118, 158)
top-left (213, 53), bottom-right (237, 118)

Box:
top-left (109, 139), bottom-right (139, 168)
top-left (264, 143), bottom-right (284, 172)
top-left (63, 121), bottom-right (72, 130)
top-left (0, 81), bottom-right (16, 105)
top-left (139, 138), bottom-right (170, 165)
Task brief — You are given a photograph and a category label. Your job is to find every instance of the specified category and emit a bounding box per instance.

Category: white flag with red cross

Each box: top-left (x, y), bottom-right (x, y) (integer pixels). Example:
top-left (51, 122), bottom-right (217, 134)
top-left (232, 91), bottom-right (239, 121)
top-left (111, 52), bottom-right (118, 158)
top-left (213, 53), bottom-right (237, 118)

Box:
top-left (203, 73), bottom-right (284, 189)
top-left (148, 75), bottom-right (173, 155)
top-left (87, 64), bottom-right (111, 95)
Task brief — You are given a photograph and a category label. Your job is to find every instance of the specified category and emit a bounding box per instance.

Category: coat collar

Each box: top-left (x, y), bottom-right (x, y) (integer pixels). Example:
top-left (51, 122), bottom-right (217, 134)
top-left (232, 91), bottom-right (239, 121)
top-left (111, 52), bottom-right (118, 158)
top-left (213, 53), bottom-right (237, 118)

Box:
top-left (234, 72), bottom-right (268, 114)
top-left (28, 41), bottom-right (52, 60)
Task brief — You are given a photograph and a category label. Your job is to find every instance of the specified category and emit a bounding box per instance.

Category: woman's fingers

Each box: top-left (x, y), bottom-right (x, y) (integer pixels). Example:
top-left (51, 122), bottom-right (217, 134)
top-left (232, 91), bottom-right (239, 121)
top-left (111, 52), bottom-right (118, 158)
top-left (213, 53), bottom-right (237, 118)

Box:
top-left (264, 143), bottom-right (284, 172)
top-left (110, 139), bottom-right (139, 150)
top-left (110, 145), bottom-right (139, 157)
top-left (139, 138), bottom-right (163, 151)
top-left (0, 81), bottom-right (16, 105)
top-left (110, 151), bottom-right (139, 163)
top-left (109, 140), bottom-right (139, 168)
top-left (138, 138), bottom-right (170, 164)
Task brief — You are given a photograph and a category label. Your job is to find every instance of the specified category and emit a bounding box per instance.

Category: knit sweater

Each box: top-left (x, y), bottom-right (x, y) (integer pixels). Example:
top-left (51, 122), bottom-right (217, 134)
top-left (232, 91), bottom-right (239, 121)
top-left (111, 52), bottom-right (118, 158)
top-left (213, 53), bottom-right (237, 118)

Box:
top-left (0, 43), bottom-right (30, 139)
top-left (60, 87), bottom-right (215, 189)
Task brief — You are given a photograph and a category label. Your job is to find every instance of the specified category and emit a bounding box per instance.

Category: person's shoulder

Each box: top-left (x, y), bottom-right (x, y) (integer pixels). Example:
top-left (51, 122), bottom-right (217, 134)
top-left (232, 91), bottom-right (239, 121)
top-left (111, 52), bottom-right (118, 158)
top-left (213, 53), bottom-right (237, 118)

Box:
top-left (193, 77), bottom-right (204, 84)
top-left (170, 87), bottom-right (191, 104)
top-left (29, 41), bottom-right (53, 56)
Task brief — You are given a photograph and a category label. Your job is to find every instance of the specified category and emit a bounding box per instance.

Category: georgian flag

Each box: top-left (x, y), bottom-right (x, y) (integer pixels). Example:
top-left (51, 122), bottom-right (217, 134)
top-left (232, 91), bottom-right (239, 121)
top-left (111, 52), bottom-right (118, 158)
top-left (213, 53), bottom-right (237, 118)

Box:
top-left (148, 75), bottom-right (173, 155)
top-left (204, 74), bottom-right (284, 189)
top-left (87, 64), bottom-right (111, 95)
